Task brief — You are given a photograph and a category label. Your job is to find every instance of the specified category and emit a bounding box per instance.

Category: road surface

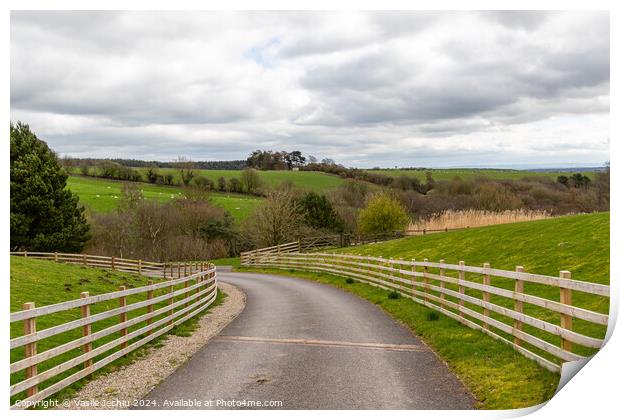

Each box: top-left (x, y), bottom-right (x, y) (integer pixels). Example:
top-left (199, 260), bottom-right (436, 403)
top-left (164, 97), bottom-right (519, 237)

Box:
top-left (140, 271), bottom-right (474, 409)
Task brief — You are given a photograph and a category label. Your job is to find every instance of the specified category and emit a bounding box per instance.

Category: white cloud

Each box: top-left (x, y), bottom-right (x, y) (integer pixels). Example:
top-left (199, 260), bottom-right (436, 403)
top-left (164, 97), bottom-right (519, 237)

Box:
top-left (10, 10), bottom-right (609, 168)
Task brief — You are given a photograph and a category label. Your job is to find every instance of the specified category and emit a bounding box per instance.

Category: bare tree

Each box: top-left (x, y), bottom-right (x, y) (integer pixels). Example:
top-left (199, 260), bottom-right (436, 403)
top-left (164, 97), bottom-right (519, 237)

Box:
top-left (176, 156), bottom-right (195, 186)
top-left (242, 189), bottom-right (305, 247)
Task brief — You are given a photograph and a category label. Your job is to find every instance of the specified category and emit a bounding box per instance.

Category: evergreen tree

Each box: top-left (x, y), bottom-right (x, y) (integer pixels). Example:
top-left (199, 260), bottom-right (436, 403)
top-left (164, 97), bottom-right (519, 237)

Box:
top-left (10, 122), bottom-right (90, 251)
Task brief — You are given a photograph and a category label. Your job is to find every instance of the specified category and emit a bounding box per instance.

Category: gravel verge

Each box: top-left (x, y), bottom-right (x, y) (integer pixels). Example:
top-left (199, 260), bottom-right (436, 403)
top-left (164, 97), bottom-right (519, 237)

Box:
top-left (59, 282), bottom-right (245, 410)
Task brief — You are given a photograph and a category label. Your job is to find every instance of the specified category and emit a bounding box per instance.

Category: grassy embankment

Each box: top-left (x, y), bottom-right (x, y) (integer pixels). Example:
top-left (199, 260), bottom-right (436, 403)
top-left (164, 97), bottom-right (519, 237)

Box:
top-left (10, 256), bottom-right (226, 406)
top-left (239, 212), bottom-right (610, 409)
top-left (66, 176), bottom-right (263, 220)
top-left (368, 168), bottom-right (597, 181)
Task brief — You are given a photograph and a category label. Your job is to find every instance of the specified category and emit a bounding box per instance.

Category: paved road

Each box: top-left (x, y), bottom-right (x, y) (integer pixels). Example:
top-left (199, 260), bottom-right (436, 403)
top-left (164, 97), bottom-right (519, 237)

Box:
top-left (141, 271), bottom-right (474, 409)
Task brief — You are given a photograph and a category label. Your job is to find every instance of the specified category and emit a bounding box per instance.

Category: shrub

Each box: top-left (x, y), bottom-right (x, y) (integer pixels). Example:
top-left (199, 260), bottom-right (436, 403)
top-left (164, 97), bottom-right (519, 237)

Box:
top-left (358, 193), bottom-right (409, 235)
top-left (10, 122), bottom-right (90, 252)
top-left (193, 175), bottom-right (213, 189)
top-left (345, 278), bottom-right (355, 284)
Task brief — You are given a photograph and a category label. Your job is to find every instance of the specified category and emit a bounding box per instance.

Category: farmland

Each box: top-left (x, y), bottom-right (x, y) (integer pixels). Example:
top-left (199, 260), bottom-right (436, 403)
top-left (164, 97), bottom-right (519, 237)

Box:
top-left (368, 168), bottom-right (598, 181)
top-left (66, 176), bottom-right (262, 220)
top-left (69, 167), bottom-right (345, 193)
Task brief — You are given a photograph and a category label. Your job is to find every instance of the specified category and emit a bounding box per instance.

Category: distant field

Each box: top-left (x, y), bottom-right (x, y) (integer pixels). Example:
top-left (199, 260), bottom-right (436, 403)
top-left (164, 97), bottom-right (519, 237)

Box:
top-left (145, 168), bottom-right (346, 192)
top-left (69, 167), bottom-right (345, 193)
top-left (368, 168), bottom-right (597, 181)
top-left (66, 176), bottom-right (262, 220)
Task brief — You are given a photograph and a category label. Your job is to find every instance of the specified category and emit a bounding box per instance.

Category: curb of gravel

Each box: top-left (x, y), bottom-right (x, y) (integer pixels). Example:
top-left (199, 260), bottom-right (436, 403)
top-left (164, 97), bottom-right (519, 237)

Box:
top-left (59, 281), bottom-right (245, 410)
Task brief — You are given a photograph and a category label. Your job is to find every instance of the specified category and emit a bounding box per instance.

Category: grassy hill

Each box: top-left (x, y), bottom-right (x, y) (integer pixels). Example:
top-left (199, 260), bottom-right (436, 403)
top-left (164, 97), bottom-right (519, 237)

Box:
top-left (241, 212), bottom-right (610, 408)
top-left (369, 168), bottom-right (597, 181)
top-left (10, 256), bottom-right (225, 405)
top-left (143, 168), bottom-right (345, 192)
top-left (69, 167), bottom-right (345, 193)
top-left (67, 176), bottom-right (263, 220)
top-left (336, 212), bottom-right (609, 284)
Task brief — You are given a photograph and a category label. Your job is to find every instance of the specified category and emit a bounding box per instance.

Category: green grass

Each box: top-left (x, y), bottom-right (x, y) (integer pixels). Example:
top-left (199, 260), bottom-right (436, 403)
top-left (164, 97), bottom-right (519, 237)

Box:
top-left (70, 167), bottom-right (345, 193)
top-left (210, 257), bottom-right (241, 268)
top-left (368, 168), bottom-right (597, 181)
top-left (66, 176), bottom-right (262, 220)
top-left (239, 212), bottom-right (610, 409)
top-left (135, 168), bottom-right (345, 192)
top-left (10, 256), bottom-right (226, 406)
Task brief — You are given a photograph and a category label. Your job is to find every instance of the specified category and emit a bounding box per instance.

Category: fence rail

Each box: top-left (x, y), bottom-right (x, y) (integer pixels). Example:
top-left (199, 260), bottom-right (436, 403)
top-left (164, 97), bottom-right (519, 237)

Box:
top-left (9, 252), bottom-right (217, 410)
top-left (241, 249), bottom-right (609, 373)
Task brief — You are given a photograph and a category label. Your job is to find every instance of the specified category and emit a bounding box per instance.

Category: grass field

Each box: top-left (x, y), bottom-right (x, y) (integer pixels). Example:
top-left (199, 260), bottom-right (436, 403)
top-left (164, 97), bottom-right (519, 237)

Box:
top-left (10, 256), bottom-right (226, 406)
top-left (239, 212), bottom-right (610, 409)
top-left (70, 167), bottom-right (345, 193)
top-left (66, 176), bottom-right (263, 220)
top-left (368, 168), bottom-right (597, 181)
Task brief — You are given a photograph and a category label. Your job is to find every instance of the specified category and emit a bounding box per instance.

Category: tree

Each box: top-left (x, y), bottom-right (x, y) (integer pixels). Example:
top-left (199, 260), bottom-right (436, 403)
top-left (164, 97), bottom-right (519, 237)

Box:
top-left (240, 168), bottom-right (262, 194)
top-left (297, 192), bottom-right (344, 232)
top-left (357, 193), bottom-right (408, 235)
top-left (10, 122), bottom-right (90, 251)
top-left (227, 177), bottom-right (242, 193)
top-left (242, 189), bottom-right (305, 247)
top-left (176, 156), bottom-right (195, 186)
top-left (217, 176), bottom-right (227, 192)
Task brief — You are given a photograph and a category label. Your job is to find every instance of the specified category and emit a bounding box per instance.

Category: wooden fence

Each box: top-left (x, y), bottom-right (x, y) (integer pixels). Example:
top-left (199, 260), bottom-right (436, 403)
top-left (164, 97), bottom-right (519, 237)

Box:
top-left (9, 252), bottom-right (217, 410)
top-left (241, 249), bottom-right (609, 373)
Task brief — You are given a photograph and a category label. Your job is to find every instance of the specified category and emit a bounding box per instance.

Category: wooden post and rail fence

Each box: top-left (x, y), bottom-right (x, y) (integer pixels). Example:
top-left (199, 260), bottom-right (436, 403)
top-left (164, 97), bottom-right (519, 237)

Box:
top-left (9, 252), bottom-right (218, 410)
top-left (240, 244), bottom-right (609, 373)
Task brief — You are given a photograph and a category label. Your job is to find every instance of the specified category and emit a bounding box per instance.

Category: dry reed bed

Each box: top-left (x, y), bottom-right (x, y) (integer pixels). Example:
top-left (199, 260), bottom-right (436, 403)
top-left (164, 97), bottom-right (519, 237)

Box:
top-left (409, 210), bottom-right (552, 232)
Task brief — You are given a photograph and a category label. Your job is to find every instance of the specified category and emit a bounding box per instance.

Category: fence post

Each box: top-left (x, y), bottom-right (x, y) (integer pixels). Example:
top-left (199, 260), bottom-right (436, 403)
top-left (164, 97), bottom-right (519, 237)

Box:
top-left (138, 259), bottom-right (142, 275)
top-left (514, 266), bottom-right (525, 345)
top-left (458, 261), bottom-right (465, 318)
top-left (146, 280), bottom-right (154, 335)
top-left (111, 256), bottom-right (116, 270)
top-left (24, 250), bottom-right (27, 257)
top-left (54, 252), bottom-right (59, 262)
top-left (184, 272), bottom-right (190, 308)
top-left (80, 292), bottom-right (93, 369)
top-left (423, 258), bottom-right (429, 302)
top-left (560, 270), bottom-right (573, 352)
top-left (177, 262), bottom-right (181, 279)
top-left (119, 286), bottom-right (127, 350)
top-left (482, 263), bottom-right (491, 329)
top-left (168, 282), bottom-right (174, 326)
top-left (83, 254), bottom-right (88, 266)
top-left (23, 302), bottom-right (38, 397)
top-left (411, 259), bottom-right (416, 297)
top-left (439, 259), bottom-right (445, 309)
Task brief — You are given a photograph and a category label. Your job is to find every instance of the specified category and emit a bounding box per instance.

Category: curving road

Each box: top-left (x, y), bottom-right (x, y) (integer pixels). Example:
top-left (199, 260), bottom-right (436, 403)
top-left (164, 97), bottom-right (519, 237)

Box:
top-left (140, 270), bottom-right (474, 409)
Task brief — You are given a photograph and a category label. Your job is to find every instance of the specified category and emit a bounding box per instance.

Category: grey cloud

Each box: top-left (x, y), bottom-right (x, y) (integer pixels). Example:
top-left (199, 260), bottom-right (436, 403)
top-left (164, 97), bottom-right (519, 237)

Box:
top-left (10, 11), bottom-right (610, 167)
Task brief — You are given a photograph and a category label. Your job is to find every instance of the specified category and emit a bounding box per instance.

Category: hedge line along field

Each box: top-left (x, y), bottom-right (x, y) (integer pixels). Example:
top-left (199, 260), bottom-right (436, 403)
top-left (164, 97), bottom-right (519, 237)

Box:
top-left (368, 168), bottom-right (597, 181)
top-left (9, 256), bottom-right (226, 405)
top-left (239, 212), bottom-right (609, 408)
top-left (69, 167), bottom-right (346, 193)
top-left (66, 176), bottom-right (263, 220)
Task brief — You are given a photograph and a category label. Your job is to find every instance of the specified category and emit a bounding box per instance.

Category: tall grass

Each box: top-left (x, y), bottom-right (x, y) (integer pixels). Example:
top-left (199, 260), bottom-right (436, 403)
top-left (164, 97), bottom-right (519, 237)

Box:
top-left (408, 209), bottom-right (551, 231)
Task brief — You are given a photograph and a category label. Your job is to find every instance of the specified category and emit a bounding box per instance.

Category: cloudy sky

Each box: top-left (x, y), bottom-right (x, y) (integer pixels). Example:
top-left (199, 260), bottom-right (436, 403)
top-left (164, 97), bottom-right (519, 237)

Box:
top-left (11, 11), bottom-right (609, 168)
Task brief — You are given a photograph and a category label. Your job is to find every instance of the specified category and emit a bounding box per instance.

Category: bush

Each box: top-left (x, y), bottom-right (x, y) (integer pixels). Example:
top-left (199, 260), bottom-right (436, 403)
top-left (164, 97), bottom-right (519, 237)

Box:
top-left (345, 278), bottom-right (355, 284)
top-left (358, 193), bottom-right (409, 235)
top-left (193, 175), bottom-right (213, 190)
top-left (10, 122), bottom-right (90, 251)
